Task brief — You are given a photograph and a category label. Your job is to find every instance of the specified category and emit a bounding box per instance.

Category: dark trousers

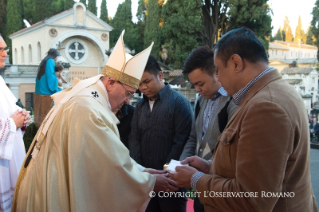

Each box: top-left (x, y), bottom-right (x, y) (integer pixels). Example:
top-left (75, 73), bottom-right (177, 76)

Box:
top-left (146, 189), bottom-right (187, 212)
top-left (194, 196), bottom-right (205, 212)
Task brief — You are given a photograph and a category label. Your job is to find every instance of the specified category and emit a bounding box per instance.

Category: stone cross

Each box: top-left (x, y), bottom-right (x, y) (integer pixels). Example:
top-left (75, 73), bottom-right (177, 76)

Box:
top-left (69, 42), bottom-right (85, 60)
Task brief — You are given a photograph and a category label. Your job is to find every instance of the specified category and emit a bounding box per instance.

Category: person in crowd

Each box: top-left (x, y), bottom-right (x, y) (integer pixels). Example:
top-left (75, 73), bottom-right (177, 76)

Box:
top-left (129, 55), bottom-right (193, 212)
top-left (116, 103), bottom-right (135, 148)
top-left (55, 63), bottom-right (67, 89)
top-left (179, 46), bottom-right (237, 212)
top-left (12, 31), bottom-right (177, 212)
top-left (0, 34), bottom-right (30, 212)
top-left (169, 27), bottom-right (318, 212)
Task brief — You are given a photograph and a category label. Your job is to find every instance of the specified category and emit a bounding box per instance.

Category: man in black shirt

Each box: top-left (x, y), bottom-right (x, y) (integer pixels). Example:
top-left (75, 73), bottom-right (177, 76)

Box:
top-left (129, 55), bottom-right (192, 212)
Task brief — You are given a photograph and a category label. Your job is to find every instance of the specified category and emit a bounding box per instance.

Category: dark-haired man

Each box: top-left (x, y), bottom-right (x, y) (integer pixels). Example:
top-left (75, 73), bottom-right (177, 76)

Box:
top-left (170, 27), bottom-right (318, 211)
top-left (179, 46), bottom-right (237, 212)
top-left (129, 55), bottom-right (193, 212)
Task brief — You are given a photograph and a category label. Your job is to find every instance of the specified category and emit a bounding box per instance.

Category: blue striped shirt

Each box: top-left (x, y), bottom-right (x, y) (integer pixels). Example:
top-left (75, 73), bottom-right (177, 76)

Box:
top-left (129, 84), bottom-right (193, 170)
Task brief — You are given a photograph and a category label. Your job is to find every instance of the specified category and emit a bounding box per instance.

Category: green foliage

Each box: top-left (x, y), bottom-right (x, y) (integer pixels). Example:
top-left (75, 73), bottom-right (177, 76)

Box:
top-left (23, 0), bottom-right (35, 24)
top-left (136, 0), bottom-right (147, 53)
top-left (161, 0), bottom-right (203, 68)
top-left (144, 0), bottom-right (160, 56)
top-left (0, 0), bottom-right (7, 37)
top-left (23, 122), bottom-right (38, 152)
top-left (100, 0), bottom-right (109, 23)
top-left (110, 0), bottom-right (141, 52)
top-left (227, 0), bottom-right (272, 51)
top-left (294, 16), bottom-right (307, 43)
top-left (310, 0), bottom-right (319, 60)
top-left (34, 0), bottom-right (54, 23)
top-left (64, 0), bottom-right (74, 10)
top-left (273, 28), bottom-right (283, 41)
top-left (52, 0), bottom-right (65, 15)
top-left (306, 26), bottom-right (314, 45)
top-left (88, 0), bottom-right (97, 15)
top-left (79, 0), bottom-right (86, 7)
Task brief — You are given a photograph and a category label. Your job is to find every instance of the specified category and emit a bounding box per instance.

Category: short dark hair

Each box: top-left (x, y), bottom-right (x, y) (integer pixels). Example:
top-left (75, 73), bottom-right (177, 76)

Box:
top-left (55, 63), bottom-right (64, 72)
top-left (144, 55), bottom-right (162, 76)
top-left (214, 27), bottom-right (268, 67)
top-left (183, 46), bottom-right (215, 76)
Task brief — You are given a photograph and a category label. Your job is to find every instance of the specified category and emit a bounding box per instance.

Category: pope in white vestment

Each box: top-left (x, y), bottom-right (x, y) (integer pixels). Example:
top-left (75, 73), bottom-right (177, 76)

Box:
top-left (0, 35), bottom-right (27, 212)
top-left (12, 31), bottom-right (156, 212)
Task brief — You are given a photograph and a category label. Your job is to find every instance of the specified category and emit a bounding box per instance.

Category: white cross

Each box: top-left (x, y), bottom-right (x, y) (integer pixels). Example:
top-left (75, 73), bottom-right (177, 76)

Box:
top-left (68, 42), bottom-right (85, 60)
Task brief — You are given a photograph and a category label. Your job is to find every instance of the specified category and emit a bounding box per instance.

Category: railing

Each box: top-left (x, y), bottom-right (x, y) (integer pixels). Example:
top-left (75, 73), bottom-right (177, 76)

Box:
top-left (17, 65), bottom-right (38, 73)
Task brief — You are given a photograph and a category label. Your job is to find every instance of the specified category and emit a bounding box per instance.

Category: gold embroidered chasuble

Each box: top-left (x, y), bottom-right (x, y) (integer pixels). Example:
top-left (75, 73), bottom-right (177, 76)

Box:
top-left (12, 76), bottom-right (155, 211)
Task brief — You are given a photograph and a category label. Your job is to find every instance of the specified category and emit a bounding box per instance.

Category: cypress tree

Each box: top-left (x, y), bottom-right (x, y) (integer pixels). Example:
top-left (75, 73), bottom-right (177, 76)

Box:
top-left (64, 0), bottom-right (74, 10)
top-left (310, 0), bottom-right (319, 60)
top-left (144, 0), bottom-right (160, 56)
top-left (88, 0), bottom-right (97, 15)
top-left (23, 0), bottom-right (35, 24)
top-left (100, 0), bottom-right (109, 23)
top-left (294, 16), bottom-right (306, 43)
top-left (136, 0), bottom-right (147, 53)
top-left (0, 0), bottom-right (7, 37)
top-left (283, 16), bottom-right (293, 42)
top-left (79, 0), bottom-right (86, 7)
top-left (161, 0), bottom-right (202, 68)
top-left (34, 0), bottom-right (54, 22)
top-left (273, 28), bottom-right (283, 41)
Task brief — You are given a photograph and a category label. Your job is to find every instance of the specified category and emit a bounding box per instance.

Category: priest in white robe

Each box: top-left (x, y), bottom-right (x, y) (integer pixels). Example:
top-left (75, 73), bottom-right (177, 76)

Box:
top-left (12, 31), bottom-right (177, 212)
top-left (0, 34), bottom-right (29, 212)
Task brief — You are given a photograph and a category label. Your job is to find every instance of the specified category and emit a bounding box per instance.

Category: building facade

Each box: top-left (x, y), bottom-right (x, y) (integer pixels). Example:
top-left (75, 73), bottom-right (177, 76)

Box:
top-left (4, 2), bottom-right (112, 110)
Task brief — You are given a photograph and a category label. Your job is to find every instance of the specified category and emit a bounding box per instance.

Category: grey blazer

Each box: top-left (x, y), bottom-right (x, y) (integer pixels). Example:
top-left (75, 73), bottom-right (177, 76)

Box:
top-left (180, 95), bottom-right (237, 160)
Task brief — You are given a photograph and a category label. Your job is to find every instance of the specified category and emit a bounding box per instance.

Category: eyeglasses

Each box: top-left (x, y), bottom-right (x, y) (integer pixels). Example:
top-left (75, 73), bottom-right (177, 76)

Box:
top-left (117, 81), bottom-right (134, 100)
top-left (0, 47), bottom-right (9, 54)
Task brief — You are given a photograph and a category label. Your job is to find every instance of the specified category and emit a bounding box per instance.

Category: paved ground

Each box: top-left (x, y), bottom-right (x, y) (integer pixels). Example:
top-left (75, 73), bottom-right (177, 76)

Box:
top-left (310, 147), bottom-right (319, 205)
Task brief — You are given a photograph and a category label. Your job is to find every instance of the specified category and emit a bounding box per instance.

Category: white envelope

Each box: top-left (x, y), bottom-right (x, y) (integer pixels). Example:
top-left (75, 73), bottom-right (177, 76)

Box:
top-left (164, 159), bottom-right (189, 172)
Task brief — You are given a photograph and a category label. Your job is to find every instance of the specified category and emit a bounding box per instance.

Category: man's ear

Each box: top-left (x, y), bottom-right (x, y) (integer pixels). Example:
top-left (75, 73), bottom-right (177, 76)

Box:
top-left (104, 78), bottom-right (116, 92)
top-left (158, 71), bottom-right (164, 81)
top-left (230, 54), bottom-right (243, 73)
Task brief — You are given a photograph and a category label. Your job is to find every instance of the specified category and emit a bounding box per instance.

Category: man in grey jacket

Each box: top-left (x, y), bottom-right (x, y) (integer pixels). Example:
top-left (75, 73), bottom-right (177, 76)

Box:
top-left (179, 46), bottom-right (237, 212)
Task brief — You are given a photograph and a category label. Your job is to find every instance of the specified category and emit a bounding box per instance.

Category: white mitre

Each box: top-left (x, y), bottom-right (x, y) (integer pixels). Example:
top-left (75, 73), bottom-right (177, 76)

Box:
top-left (101, 30), bottom-right (154, 89)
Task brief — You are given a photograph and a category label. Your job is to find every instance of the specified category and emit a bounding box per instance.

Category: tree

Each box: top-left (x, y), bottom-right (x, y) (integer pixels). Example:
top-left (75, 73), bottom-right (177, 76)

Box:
top-left (283, 16), bottom-right (293, 42)
top-left (161, 0), bottom-right (202, 68)
top-left (306, 26), bottom-right (315, 45)
top-left (64, 0), bottom-right (74, 10)
top-left (310, 0), bottom-right (319, 59)
top-left (136, 0), bottom-right (147, 53)
top-left (34, 0), bottom-right (54, 22)
top-left (294, 16), bottom-right (307, 43)
top-left (110, 0), bottom-right (140, 51)
top-left (0, 0), bottom-right (7, 37)
top-left (227, 0), bottom-right (272, 50)
top-left (23, 0), bottom-right (35, 24)
top-left (79, 0), bottom-right (86, 7)
top-left (273, 28), bottom-right (283, 41)
top-left (144, 0), bottom-right (160, 56)
top-left (100, 0), bottom-right (109, 23)
top-left (88, 0), bottom-right (97, 15)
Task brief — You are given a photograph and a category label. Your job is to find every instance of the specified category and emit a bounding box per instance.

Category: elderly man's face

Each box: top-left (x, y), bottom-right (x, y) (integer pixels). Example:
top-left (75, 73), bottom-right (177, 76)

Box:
top-left (0, 36), bottom-right (8, 68)
top-left (108, 80), bottom-right (135, 112)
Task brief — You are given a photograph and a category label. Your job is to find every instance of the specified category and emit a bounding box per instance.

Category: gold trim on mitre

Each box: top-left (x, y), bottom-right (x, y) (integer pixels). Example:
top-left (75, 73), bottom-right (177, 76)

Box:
top-left (101, 65), bottom-right (140, 89)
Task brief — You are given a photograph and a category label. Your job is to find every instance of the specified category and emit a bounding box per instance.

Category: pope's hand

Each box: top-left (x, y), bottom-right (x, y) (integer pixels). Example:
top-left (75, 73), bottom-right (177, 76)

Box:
top-left (154, 173), bottom-right (179, 192)
top-left (181, 156), bottom-right (210, 174)
top-left (21, 109), bottom-right (31, 125)
top-left (144, 168), bottom-right (166, 175)
top-left (10, 110), bottom-right (25, 129)
top-left (169, 166), bottom-right (198, 189)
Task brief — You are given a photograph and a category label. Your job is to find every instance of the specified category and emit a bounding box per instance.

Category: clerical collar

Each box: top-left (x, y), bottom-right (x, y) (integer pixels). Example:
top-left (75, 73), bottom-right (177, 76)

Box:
top-left (97, 80), bottom-right (112, 110)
